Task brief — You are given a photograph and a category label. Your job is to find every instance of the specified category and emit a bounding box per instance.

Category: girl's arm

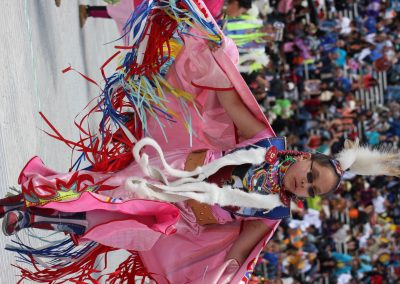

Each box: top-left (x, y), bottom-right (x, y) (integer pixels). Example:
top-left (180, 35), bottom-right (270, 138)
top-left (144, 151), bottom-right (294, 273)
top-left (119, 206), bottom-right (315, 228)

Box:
top-left (216, 89), bottom-right (266, 139)
top-left (225, 219), bottom-right (269, 265)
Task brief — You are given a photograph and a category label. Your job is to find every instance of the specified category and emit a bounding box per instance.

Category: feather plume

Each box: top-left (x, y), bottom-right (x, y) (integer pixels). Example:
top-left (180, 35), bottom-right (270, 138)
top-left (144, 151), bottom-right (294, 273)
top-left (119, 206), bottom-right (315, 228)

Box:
top-left (335, 139), bottom-right (400, 177)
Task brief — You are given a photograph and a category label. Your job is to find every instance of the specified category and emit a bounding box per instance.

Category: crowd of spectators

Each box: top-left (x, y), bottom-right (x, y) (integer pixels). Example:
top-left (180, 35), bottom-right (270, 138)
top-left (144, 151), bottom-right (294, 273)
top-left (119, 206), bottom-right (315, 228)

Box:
top-left (222, 0), bottom-right (400, 283)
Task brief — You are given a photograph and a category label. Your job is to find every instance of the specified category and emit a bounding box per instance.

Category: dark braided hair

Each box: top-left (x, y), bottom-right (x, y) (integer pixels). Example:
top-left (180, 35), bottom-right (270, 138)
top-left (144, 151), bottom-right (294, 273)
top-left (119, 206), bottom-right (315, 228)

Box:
top-left (278, 149), bottom-right (309, 158)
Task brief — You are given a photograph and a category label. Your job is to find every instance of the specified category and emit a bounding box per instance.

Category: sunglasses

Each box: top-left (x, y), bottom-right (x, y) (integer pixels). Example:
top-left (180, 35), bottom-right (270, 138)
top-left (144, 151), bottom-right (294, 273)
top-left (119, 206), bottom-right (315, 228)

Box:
top-left (307, 160), bottom-right (316, 198)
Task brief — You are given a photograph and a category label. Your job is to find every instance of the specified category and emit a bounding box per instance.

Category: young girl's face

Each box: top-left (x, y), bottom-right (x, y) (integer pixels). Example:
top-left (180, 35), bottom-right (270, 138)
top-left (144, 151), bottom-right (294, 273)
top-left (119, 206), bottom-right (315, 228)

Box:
top-left (283, 157), bottom-right (338, 198)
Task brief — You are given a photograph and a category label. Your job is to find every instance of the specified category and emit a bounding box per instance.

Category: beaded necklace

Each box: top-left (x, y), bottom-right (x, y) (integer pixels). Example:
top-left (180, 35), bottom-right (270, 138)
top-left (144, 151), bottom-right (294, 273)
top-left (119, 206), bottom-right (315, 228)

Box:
top-left (244, 155), bottom-right (296, 206)
top-left (264, 156), bottom-right (295, 192)
top-left (277, 156), bottom-right (297, 206)
top-left (271, 156), bottom-right (296, 206)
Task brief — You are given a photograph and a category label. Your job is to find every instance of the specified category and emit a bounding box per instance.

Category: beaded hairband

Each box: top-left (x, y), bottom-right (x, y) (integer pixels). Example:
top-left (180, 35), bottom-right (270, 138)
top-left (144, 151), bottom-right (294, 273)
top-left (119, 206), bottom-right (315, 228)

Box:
top-left (329, 158), bottom-right (345, 193)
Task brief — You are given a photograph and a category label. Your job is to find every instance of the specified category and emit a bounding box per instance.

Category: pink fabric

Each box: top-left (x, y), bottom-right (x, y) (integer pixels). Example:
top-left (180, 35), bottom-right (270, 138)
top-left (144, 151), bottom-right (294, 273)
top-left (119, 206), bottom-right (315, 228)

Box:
top-left (138, 209), bottom-right (279, 284)
top-left (191, 259), bottom-right (240, 284)
top-left (20, 139), bottom-right (279, 283)
top-left (107, 0), bottom-right (275, 151)
top-left (19, 1), bottom-right (281, 283)
top-left (110, 9), bottom-right (278, 278)
top-left (44, 192), bottom-right (179, 251)
top-left (106, 0), bottom-right (135, 37)
top-left (19, 152), bottom-right (190, 204)
top-left (146, 33), bottom-right (274, 153)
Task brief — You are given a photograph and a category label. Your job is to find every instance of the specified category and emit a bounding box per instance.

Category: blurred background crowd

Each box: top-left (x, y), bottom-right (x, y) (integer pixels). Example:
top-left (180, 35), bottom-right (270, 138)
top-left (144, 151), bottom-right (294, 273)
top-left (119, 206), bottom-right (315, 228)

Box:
top-left (221, 0), bottom-right (400, 283)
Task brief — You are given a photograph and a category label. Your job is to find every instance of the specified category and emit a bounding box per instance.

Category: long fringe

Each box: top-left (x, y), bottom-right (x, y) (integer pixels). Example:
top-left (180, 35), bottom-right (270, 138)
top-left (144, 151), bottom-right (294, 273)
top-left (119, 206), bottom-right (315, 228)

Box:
top-left (7, 236), bottom-right (151, 284)
top-left (8, 1), bottom-right (223, 283)
top-left (336, 139), bottom-right (400, 177)
top-left (107, 250), bottom-right (152, 284)
top-left (7, 238), bottom-right (110, 283)
top-left (41, 0), bottom-right (223, 172)
top-left (101, 0), bottom-right (223, 144)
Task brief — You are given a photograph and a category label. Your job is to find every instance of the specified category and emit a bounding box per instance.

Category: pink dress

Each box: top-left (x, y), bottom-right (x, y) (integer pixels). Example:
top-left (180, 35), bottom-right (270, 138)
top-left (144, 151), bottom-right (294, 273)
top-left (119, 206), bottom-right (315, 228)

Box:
top-left (16, 1), bottom-right (279, 283)
top-left (19, 37), bottom-right (278, 284)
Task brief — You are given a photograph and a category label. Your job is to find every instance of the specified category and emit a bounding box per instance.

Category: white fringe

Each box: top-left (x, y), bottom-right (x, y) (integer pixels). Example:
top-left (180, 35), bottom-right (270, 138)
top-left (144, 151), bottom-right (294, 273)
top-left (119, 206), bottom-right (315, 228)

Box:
top-left (132, 137), bottom-right (267, 185)
top-left (336, 139), bottom-right (400, 177)
top-left (128, 138), bottom-right (283, 209)
top-left (128, 178), bottom-right (282, 209)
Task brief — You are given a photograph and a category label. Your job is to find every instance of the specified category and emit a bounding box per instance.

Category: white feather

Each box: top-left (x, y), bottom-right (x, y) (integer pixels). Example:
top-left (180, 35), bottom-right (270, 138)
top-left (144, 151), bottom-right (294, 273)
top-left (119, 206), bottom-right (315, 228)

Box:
top-left (127, 137), bottom-right (282, 210)
top-left (336, 139), bottom-right (400, 177)
top-left (127, 178), bottom-right (283, 210)
top-left (133, 137), bottom-right (267, 184)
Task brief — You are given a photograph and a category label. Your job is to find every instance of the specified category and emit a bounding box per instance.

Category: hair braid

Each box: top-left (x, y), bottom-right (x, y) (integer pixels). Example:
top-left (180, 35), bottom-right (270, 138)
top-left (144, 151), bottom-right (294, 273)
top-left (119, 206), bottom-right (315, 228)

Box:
top-left (277, 150), bottom-right (309, 158)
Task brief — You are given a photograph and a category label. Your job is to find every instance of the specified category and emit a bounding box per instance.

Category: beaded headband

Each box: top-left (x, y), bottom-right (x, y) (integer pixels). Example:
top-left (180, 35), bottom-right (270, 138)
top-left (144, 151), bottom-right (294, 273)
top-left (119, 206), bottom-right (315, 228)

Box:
top-left (329, 158), bottom-right (344, 192)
